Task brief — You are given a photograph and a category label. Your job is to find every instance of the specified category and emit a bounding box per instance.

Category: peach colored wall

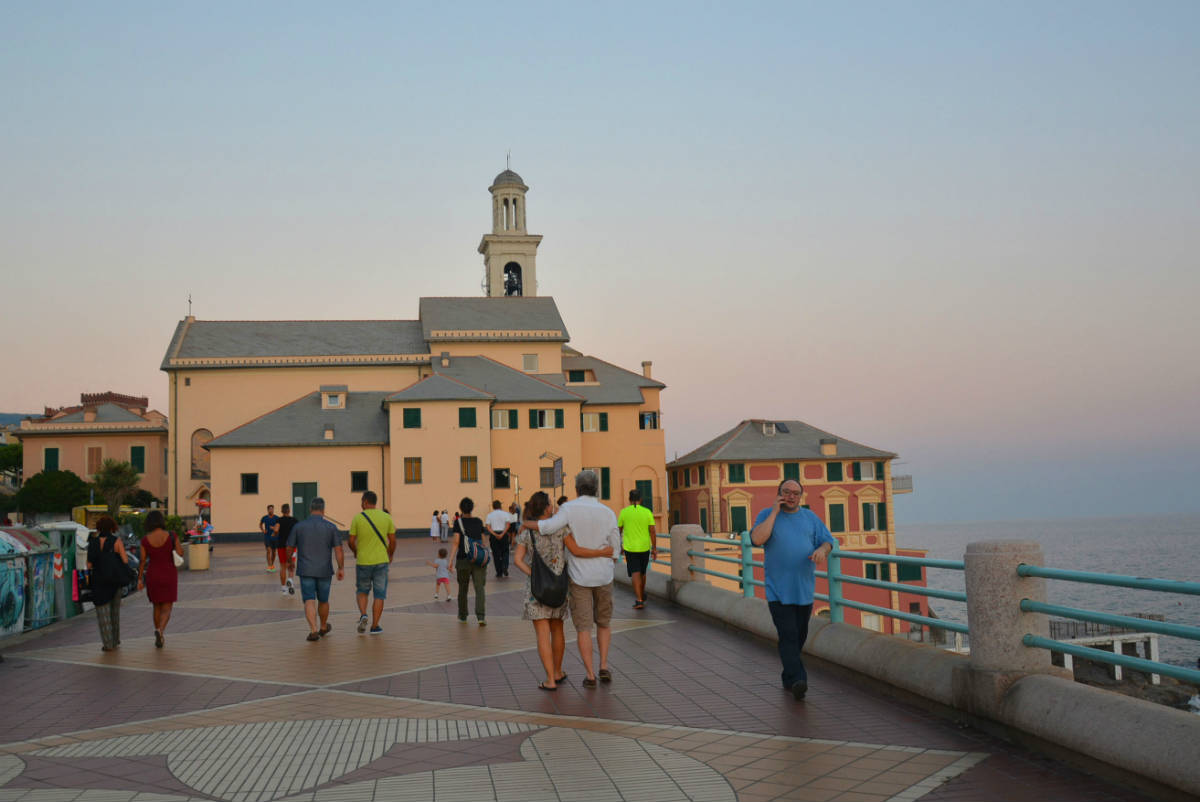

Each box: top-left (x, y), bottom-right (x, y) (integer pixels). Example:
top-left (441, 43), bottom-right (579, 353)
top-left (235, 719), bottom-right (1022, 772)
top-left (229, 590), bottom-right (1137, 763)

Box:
top-left (488, 401), bottom-right (583, 509)
top-left (208, 444), bottom-right (387, 534)
top-left (387, 399), bottom-right (493, 530)
top-left (578, 389), bottom-right (667, 523)
top-left (20, 431), bottom-right (169, 498)
top-left (168, 364), bottom-right (422, 512)
top-left (438, 342), bottom-right (563, 375)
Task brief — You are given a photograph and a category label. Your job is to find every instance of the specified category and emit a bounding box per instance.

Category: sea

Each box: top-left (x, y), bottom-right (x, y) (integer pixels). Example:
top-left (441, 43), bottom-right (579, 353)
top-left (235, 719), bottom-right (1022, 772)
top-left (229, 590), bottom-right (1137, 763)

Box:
top-left (897, 513), bottom-right (1200, 670)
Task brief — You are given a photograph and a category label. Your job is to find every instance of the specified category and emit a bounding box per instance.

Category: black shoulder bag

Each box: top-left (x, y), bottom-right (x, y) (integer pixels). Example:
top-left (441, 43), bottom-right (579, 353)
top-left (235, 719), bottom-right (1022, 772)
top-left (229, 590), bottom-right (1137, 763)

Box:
top-left (358, 513), bottom-right (391, 554)
top-left (529, 535), bottom-right (567, 607)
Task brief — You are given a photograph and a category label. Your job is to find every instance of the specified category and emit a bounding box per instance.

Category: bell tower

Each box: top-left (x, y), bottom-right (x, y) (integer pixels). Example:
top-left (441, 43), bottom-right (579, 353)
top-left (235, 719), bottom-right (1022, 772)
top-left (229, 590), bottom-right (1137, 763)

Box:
top-left (479, 167), bottom-right (543, 297)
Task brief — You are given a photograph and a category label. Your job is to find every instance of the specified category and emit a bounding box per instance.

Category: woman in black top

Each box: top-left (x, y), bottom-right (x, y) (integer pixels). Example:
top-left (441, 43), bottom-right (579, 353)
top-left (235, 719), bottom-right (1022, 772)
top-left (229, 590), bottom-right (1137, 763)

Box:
top-left (86, 516), bottom-right (131, 651)
top-left (448, 497), bottom-right (487, 625)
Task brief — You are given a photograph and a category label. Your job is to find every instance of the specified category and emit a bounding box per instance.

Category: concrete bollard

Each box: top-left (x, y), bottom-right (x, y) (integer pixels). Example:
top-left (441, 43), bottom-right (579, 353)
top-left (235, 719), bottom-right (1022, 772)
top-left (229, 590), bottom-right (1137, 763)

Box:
top-left (955, 539), bottom-right (1065, 716)
top-left (669, 525), bottom-right (702, 599)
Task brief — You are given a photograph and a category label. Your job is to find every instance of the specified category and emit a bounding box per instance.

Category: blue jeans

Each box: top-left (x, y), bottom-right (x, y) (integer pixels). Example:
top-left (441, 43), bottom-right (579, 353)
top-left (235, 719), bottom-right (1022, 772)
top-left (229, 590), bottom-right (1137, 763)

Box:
top-left (300, 576), bottom-right (332, 603)
top-left (355, 563), bottom-right (389, 600)
top-left (768, 601), bottom-right (813, 688)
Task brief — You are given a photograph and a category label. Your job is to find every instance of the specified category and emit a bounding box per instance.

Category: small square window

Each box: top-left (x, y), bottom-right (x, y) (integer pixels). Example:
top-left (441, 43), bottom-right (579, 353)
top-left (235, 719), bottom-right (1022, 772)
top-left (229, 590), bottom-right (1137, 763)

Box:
top-left (458, 407), bottom-right (477, 428)
top-left (403, 458), bottom-right (422, 484)
top-left (582, 412), bottom-right (600, 432)
top-left (241, 473), bottom-right (259, 494)
top-left (827, 462), bottom-right (844, 482)
top-left (567, 369), bottom-right (586, 383)
top-left (184, 377), bottom-right (191, 386)
top-left (522, 353), bottom-right (539, 372)
top-left (494, 468), bottom-right (511, 488)
top-left (350, 471), bottom-right (368, 492)
top-left (403, 408), bottom-right (421, 429)
top-left (460, 456), bottom-right (478, 482)
top-left (491, 409), bottom-right (510, 429)
top-left (327, 394), bottom-right (341, 408)
top-left (639, 411), bottom-right (659, 430)
top-left (727, 463), bottom-right (746, 483)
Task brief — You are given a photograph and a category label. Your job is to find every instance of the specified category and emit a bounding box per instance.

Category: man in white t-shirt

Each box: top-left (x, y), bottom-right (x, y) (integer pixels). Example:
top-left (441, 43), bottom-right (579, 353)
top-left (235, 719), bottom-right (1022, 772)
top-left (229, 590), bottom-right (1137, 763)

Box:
top-left (484, 500), bottom-right (513, 578)
top-left (527, 470), bottom-right (621, 687)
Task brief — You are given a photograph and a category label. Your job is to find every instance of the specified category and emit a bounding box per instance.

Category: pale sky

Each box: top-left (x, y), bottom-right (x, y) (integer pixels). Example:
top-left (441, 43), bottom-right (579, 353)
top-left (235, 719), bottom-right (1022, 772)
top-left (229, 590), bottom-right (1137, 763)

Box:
top-left (3, 2), bottom-right (1198, 523)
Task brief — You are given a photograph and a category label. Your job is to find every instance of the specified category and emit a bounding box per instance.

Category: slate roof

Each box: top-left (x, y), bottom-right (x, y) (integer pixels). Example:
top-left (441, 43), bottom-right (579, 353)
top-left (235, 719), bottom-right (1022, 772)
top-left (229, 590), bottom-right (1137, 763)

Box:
top-left (432, 357), bottom-right (581, 403)
top-left (161, 320), bottom-right (428, 368)
top-left (555, 355), bottom-right (665, 405)
top-left (419, 297), bottom-right (569, 341)
top-left (669, 420), bottom-right (897, 467)
top-left (387, 375), bottom-right (494, 402)
top-left (53, 403), bottom-right (147, 424)
top-left (206, 392), bottom-right (390, 448)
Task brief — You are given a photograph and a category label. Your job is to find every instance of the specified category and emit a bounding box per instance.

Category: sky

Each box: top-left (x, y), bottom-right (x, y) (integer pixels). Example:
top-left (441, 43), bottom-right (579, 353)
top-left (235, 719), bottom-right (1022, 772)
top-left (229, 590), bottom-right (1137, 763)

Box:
top-left (3, 2), bottom-right (1198, 524)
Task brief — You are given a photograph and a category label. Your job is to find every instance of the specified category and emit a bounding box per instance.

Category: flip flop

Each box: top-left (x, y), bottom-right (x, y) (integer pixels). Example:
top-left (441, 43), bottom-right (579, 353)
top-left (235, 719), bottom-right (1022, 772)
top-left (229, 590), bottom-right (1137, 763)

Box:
top-left (555, 673), bottom-right (568, 682)
top-left (319, 623), bottom-right (332, 636)
top-left (582, 677), bottom-right (597, 688)
top-left (598, 668), bottom-right (612, 683)
top-left (306, 632), bottom-right (320, 642)
top-left (538, 682), bottom-right (557, 692)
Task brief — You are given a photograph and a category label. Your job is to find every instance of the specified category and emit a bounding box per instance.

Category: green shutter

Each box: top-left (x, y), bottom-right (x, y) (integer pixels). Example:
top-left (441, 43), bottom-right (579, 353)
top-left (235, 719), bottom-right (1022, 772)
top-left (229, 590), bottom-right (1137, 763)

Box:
top-left (827, 462), bottom-right (843, 482)
top-left (728, 463), bottom-right (745, 483)
top-left (699, 507), bottom-right (708, 533)
top-left (862, 503), bottom-right (875, 531)
top-left (671, 471), bottom-right (678, 489)
top-left (877, 502), bottom-right (887, 531)
top-left (45, 448), bottom-right (59, 471)
top-left (636, 480), bottom-right (654, 512)
top-left (599, 412), bottom-right (608, 431)
top-left (529, 409), bottom-right (539, 428)
top-left (600, 467), bottom-right (611, 500)
top-left (783, 462), bottom-right (800, 481)
top-left (403, 408), bottom-right (421, 428)
top-left (852, 462), bottom-right (861, 480)
top-left (458, 407), bottom-right (476, 428)
top-left (865, 564), bottom-right (877, 580)
top-left (509, 409), bottom-right (518, 429)
top-left (882, 564), bottom-right (891, 582)
top-left (730, 505), bottom-right (747, 533)
top-left (828, 504), bottom-right (845, 533)
top-left (875, 461), bottom-right (885, 479)
top-left (554, 408), bottom-right (564, 429)
top-left (897, 563), bottom-right (921, 582)
top-left (580, 413), bottom-right (585, 430)
top-left (130, 446), bottom-right (146, 473)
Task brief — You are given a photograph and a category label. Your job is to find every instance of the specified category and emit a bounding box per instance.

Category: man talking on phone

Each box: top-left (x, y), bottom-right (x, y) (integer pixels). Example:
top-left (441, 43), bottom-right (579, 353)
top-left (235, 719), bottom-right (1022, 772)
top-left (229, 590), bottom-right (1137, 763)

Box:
top-left (750, 478), bottom-right (835, 701)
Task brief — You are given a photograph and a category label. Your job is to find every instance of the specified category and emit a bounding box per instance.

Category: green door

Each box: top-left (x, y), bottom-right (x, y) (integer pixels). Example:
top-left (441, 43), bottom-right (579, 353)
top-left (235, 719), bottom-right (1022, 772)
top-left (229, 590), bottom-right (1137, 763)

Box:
top-left (292, 482), bottom-right (318, 521)
top-left (635, 480), bottom-right (654, 512)
top-left (699, 507), bottom-right (708, 533)
top-left (730, 505), bottom-right (748, 534)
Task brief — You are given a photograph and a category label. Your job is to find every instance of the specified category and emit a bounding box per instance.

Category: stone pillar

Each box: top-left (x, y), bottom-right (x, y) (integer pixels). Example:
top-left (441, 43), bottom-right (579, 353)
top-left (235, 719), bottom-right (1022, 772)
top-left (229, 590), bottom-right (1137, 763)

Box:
top-left (669, 524), bottom-right (701, 599)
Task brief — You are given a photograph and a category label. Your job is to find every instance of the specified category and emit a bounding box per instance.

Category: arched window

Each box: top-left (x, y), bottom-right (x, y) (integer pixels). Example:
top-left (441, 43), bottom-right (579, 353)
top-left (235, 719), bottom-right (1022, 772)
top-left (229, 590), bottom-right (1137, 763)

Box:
top-left (503, 262), bottom-right (523, 296)
top-left (191, 429), bottom-right (213, 479)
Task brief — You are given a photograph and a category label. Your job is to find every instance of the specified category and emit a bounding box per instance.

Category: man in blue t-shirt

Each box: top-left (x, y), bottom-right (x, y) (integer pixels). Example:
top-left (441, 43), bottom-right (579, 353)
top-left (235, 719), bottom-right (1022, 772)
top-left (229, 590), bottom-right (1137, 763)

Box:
top-left (259, 505), bottom-right (280, 572)
top-left (751, 479), bottom-right (835, 701)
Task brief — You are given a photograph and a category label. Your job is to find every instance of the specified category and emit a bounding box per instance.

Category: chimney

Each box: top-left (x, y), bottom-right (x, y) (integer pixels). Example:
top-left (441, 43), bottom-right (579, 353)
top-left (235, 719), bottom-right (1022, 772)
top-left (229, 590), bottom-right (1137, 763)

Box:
top-left (820, 437), bottom-right (838, 456)
top-left (83, 408), bottom-right (97, 422)
top-left (641, 360), bottom-right (652, 379)
top-left (440, 351), bottom-right (451, 367)
top-left (324, 424), bottom-right (335, 440)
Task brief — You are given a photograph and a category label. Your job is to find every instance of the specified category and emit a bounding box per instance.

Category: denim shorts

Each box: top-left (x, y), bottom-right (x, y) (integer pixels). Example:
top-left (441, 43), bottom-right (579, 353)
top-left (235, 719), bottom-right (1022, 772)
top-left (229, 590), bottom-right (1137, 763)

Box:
top-left (355, 563), bottom-right (389, 599)
top-left (299, 576), bottom-right (332, 603)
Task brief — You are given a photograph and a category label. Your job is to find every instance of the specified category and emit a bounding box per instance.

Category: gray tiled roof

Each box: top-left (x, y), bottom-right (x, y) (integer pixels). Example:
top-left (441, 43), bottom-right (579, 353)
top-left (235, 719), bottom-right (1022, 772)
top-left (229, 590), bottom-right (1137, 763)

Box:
top-left (54, 404), bottom-right (147, 424)
top-left (387, 375), bottom-right (494, 402)
top-left (433, 357), bottom-right (581, 403)
top-left (419, 297), bottom-right (569, 341)
top-left (206, 392), bottom-right (390, 448)
top-left (669, 420), bottom-right (897, 466)
top-left (557, 355), bottom-right (665, 405)
top-left (161, 320), bottom-right (428, 368)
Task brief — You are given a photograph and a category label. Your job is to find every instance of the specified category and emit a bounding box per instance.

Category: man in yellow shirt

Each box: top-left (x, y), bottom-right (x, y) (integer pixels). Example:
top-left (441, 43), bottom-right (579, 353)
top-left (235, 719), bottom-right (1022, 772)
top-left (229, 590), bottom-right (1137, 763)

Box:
top-left (348, 490), bottom-right (395, 635)
top-left (617, 489), bottom-right (657, 609)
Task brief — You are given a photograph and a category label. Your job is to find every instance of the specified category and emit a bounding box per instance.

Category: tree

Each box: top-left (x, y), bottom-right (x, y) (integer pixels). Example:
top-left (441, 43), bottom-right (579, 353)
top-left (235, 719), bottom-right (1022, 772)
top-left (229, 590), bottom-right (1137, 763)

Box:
top-left (0, 443), bottom-right (21, 484)
top-left (15, 470), bottom-right (90, 515)
top-left (92, 459), bottom-right (141, 518)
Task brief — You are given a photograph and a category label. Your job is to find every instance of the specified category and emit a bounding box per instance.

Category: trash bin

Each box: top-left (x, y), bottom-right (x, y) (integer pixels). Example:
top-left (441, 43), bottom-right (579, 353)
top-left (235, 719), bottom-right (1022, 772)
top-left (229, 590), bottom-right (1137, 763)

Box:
top-left (187, 542), bottom-right (210, 571)
top-left (0, 547), bottom-right (26, 638)
top-left (0, 527), bottom-right (56, 630)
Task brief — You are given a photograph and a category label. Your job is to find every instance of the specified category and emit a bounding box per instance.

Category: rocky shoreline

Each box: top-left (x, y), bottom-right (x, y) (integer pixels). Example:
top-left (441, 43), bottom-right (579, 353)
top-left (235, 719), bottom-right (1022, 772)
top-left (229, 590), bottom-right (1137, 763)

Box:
top-left (1071, 656), bottom-right (1199, 712)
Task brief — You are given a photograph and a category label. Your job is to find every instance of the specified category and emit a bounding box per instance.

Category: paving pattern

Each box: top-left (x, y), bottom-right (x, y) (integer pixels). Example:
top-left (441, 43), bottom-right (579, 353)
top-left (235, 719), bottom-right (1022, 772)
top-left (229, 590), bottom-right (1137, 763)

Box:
top-left (0, 542), bottom-right (1163, 802)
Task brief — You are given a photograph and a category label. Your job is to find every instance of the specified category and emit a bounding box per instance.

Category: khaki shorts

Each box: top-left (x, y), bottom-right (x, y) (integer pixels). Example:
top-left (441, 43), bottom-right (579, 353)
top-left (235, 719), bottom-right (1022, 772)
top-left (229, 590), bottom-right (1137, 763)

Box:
top-left (568, 581), bottom-right (613, 631)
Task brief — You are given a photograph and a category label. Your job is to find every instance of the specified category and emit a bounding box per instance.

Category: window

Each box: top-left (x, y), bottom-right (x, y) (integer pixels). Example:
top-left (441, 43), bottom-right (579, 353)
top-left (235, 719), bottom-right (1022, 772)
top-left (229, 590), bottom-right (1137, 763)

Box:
top-left (862, 501), bottom-right (887, 531)
top-left (853, 461), bottom-right (876, 481)
top-left (639, 411), bottom-right (659, 430)
top-left (671, 471), bottom-right (679, 490)
top-left (458, 407), bottom-right (477, 428)
top-left (327, 394), bottom-right (341, 408)
top-left (730, 505), bottom-right (747, 533)
top-left (586, 466), bottom-right (611, 500)
top-left (529, 409), bottom-right (564, 429)
top-left (492, 409), bottom-right (519, 429)
top-left (163, 448), bottom-right (169, 474)
top-left (191, 429), bottom-right (213, 479)
top-left (241, 473), bottom-right (259, 494)
top-left (540, 467), bottom-right (555, 488)
top-left (567, 369), bottom-right (586, 383)
top-left (683, 469), bottom-right (691, 488)
top-left (404, 457), bottom-right (422, 484)
top-left (826, 462), bottom-right (843, 482)
top-left (783, 462), bottom-right (800, 482)
top-left (87, 446), bottom-right (103, 475)
top-left (865, 562), bottom-right (892, 582)
top-left (44, 447), bottom-right (59, 471)
top-left (897, 563), bottom-right (922, 582)
top-left (672, 510), bottom-right (680, 525)
top-left (635, 479), bottom-right (653, 512)
top-left (403, 408), bottom-right (421, 429)
top-left (184, 377), bottom-right (191, 386)
top-left (522, 353), bottom-right (539, 371)
top-left (581, 412), bottom-right (608, 432)
top-left (727, 463), bottom-right (746, 483)
top-left (699, 507), bottom-right (708, 533)
top-left (350, 471), bottom-right (368, 492)
top-left (494, 468), bottom-right (511, 488)
top-left (460, 456), bottom-right (478, 482)
top-left (130, 446), bottom-right (146, 473)
top-left (828, 503), bottom-right (846, 533)
top-left (697, 466), bottom-right (706, 485)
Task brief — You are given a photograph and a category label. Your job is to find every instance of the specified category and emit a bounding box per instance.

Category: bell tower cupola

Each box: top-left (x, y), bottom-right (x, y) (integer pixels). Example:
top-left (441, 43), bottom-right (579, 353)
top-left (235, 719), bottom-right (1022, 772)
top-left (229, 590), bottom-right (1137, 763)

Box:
top-left (479, 166), bottom-right (543, 297)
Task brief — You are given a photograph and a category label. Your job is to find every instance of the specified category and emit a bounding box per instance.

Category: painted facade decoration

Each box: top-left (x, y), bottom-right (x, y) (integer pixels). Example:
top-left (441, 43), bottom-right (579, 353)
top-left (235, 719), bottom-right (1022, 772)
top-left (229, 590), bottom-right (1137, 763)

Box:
top-left (162, 170), bottom-right (667, 534)
top-left (667, 419), bottom-right (927, 635)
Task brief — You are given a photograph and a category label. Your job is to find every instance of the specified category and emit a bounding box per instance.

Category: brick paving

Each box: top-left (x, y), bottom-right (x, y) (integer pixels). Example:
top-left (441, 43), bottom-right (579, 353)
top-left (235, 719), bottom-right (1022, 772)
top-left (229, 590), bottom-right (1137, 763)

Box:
top-left (0, 541), bottom-right (1163, 802)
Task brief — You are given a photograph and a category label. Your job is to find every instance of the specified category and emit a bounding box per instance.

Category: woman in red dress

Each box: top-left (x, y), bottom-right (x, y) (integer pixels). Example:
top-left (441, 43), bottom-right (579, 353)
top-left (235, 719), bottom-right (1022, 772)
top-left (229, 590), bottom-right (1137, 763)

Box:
top-left (136, 510), bottom-right (183, 648)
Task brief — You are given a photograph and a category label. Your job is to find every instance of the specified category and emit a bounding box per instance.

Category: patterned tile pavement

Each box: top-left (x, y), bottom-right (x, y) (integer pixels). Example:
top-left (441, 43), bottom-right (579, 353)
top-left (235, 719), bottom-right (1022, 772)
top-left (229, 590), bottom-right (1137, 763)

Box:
top-left (0, 541), bottom-right (1164, 802)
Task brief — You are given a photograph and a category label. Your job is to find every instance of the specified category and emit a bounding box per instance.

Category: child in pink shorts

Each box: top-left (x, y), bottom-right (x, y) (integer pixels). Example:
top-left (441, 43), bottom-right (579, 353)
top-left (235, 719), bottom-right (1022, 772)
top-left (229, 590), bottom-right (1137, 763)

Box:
top-left (427, 548), bottom-right (451, 601)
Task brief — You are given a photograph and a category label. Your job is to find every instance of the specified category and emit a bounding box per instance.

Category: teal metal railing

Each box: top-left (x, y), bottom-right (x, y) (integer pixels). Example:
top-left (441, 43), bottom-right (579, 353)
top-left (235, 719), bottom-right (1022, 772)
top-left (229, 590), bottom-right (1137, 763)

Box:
top-left (1017, 563), bottom-right (1200, 685)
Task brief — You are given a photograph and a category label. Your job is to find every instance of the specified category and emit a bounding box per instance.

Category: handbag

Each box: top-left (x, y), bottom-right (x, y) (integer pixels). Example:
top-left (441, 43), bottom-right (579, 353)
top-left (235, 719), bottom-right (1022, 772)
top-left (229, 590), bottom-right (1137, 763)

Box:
top-left (73, 569), bottom-right (94, 603)
top-left (529, 536), bottom-right (567, 607)
top-left (101, 536), bottom-right (137, 587)
top-left (466, 538), bottom-right (491, 568)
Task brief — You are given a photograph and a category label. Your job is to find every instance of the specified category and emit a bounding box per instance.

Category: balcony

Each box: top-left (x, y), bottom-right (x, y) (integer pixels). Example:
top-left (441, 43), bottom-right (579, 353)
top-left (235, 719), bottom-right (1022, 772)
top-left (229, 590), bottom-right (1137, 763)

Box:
top-left (892, 475), bottom-right (914, 494)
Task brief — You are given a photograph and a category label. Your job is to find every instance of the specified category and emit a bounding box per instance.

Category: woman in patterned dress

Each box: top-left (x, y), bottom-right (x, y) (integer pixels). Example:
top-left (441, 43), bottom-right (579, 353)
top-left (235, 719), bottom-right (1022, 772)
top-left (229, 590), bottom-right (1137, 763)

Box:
top-left (86, 516), bottom-right (129, 651)
top-left (513, 492), bottom-right (612, 691)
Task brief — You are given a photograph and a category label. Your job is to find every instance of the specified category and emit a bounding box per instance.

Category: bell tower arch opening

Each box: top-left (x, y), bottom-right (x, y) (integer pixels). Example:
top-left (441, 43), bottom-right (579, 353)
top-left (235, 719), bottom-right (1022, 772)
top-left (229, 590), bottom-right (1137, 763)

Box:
top-left (503, 262), bottom-right (523, 296)
top-left (479, 166), bottom-right (543, 297)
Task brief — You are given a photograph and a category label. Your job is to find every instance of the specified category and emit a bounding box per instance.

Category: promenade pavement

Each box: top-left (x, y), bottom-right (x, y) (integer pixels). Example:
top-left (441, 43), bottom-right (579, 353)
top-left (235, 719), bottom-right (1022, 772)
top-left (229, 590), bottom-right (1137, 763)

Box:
top-left (0, 540), bottom-right (1161, 802)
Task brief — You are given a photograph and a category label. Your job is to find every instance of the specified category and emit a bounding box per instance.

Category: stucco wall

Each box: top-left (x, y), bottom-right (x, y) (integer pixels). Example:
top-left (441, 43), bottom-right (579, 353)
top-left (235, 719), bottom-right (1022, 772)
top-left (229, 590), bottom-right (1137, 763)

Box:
top-left (21, 430), bottom-right (169, 499)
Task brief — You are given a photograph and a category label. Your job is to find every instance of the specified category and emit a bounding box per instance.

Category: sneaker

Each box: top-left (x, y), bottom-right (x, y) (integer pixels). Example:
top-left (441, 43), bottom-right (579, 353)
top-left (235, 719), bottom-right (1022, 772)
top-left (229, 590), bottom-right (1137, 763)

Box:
top-left (357, 614), bottom-right (369, 634)
top-left (286, 578), bottom-right (295, 595)
top-left (267, 565), bottom-right (276, 572)
top-left (458, 617), bottom-right (468, 624)
top-left (478, 620), bottom-right (487, 627)
top-left (280, 585), bottom-right (290, 595)
top-left (445, 597), bottom-right (452, 603)
top-left (791, 680), bottom-right (808, 700)
top-left (369, 626), bottom-right (383, 635)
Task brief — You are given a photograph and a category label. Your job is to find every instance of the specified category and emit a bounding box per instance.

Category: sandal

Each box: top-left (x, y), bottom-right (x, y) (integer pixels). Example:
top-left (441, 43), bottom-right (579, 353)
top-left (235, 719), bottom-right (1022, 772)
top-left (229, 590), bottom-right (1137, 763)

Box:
top-left (538, 682), bottom-right (557, 692)
top-left (155, 630), bottom-right (164, 648)
top-left (319, 623), bottom-right (332, 637)
top-left (598, 668), bottom-right (612, 683)
top-left (555, 673), bottom-right (568, 683)
top-left (306, 632), bottom-right (321, 642)
top-left (582, 677), bottom-right (598, 688)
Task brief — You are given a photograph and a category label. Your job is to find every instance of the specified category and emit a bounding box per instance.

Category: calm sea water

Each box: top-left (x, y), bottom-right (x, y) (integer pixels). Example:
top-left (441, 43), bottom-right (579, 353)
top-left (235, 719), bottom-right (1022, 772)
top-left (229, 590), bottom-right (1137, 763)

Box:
top-left (898, 514), bottom-right (1200, 668)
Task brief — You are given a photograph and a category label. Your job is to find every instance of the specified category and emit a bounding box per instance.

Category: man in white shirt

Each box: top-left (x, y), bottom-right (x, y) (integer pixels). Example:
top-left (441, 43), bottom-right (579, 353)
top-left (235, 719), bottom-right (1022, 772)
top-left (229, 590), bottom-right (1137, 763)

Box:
top-left (484, 500), bottom-right (513, 578)
top-left (528, 469), bottom-right (622, 687)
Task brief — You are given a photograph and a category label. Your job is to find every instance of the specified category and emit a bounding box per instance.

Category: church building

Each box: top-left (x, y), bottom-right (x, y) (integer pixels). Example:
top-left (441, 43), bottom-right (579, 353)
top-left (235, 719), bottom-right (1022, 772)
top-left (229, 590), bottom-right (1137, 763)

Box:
top-left (160, 170), bottom-right (667, 534)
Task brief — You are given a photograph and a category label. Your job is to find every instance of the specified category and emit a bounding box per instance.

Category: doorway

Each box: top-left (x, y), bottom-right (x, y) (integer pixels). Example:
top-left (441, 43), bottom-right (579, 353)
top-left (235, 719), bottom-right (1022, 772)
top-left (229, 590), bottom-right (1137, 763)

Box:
top-left (292, 482), bottom-right (318, 521)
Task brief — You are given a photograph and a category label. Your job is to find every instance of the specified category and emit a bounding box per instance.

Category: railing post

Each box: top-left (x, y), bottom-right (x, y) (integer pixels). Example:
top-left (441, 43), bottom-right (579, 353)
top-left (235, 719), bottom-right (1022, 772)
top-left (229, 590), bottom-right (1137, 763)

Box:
top-left (827, 549), bottom-right (845, 624)
top-left (669, 524), bottom-right (701, 600)
top-left (740, 532), bottom-right (754, 598)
